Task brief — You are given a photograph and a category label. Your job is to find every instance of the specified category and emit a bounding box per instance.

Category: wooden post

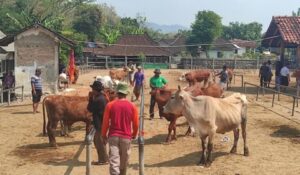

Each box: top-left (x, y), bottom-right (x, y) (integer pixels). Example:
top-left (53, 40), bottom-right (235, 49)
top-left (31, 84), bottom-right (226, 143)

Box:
top-left (272, 91), bottom-right (275, 107)
top-left (0, 88), bottom-right (3, 104)
top-left (280, 42), bottom-right (285, 65)
top-left (22, 86), bottom-right (24, 102)
top-left (8, 89), bottom-right (10, 106)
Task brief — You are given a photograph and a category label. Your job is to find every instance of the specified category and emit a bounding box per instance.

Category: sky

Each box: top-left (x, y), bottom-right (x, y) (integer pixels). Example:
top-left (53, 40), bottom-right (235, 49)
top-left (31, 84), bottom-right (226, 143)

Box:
top-left (97, 0), bottom-right (299, 32)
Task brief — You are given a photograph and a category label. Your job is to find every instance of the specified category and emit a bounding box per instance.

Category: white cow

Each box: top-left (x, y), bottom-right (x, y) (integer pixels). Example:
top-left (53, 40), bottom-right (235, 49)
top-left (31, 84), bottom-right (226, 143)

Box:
top-left (163, 86), bottom-right (249, 166)
top-left (94, 75), bottom-right (119, 89)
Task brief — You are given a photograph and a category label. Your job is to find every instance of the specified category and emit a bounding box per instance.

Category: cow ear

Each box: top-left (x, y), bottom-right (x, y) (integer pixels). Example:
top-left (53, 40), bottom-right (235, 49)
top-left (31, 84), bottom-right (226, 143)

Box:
top-left (178, 85), bottom-right (181, 91)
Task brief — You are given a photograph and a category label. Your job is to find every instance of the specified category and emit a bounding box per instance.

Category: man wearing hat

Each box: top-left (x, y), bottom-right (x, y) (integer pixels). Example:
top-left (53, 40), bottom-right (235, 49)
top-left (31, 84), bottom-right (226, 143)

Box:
top-left (102, 82), bottom-right (139, 175)
top-left (132, 65), bottom-right (144, 101)
top-left (87, 81), bottom-right (108, 165)
top-left (215, 65), bottom-right (228, 90)
top-left (149, 68), bottom-right (167, 119)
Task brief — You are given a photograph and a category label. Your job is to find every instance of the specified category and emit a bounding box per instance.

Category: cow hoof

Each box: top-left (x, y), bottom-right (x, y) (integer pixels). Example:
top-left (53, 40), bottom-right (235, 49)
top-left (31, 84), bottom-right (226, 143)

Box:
top-left (50, 143), bottom-right (58, 148)
top-left (244, 148), bottom-right (249, 156)
top-left (230, 147), bottom-right (237, 154)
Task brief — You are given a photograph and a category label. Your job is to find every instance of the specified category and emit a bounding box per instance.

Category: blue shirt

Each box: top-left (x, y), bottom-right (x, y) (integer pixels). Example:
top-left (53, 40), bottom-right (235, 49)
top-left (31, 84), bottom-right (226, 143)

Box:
top-left (31, 75), bottom-right (42, 90)
top-left (134, 72), bottom-right (144, 86)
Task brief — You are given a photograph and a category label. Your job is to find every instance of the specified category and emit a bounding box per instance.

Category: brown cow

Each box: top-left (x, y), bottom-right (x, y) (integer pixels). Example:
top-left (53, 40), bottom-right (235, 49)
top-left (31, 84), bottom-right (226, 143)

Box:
top-left (43, 95), bottom-right (92, 147)
top-left (185, 70), bottom-right (211, 86)
top-left (109, 68), bottom-right (128, 81)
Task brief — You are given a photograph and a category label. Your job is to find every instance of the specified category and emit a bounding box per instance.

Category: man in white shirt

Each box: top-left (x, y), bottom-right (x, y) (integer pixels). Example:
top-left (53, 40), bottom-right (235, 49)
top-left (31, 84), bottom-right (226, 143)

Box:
top-left (280, 63), bottom-right (290, 91)
top-left (59, 69), bottom-right (68, 89)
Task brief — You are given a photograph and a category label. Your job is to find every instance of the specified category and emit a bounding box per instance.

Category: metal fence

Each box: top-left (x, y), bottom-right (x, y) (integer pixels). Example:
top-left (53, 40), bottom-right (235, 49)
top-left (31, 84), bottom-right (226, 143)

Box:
top-left (0, 85), bottom-right (24, 106)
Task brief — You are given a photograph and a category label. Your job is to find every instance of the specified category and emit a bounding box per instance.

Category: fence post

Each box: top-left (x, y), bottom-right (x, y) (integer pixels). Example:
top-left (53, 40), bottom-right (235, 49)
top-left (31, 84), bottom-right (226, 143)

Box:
top-left (22, 86), bottom-right (24, 102)
top-left (292, 97), bottom-right (296, 116)
top-left (256, 86), bottom-right (259, 101)
top-left (85, 127), bottom-right (96, 175)
top-left (0, 88), bottom-right (3, 104)
top-left (241, 75), bottom-right (244, 88)
top-left (272, 92), bottom-right (275, 107)
top-left (8, 89), bottom-right (11, 106)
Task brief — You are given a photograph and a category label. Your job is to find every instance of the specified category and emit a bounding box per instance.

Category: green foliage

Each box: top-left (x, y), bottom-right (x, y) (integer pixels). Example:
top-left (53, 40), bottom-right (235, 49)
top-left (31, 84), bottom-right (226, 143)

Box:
top-left (138, 52), bottom-right (146, 63)
top-left (292, 8), bottom-right (300, 16)
top-left (187, 10), bottom-right (223, 55)
top-left (60, 29), bottom-right (88, 64)
top-left (222, 22), bottom-right (262, 41)
top-left (99, 26), bottom-right (121, 44)
top-left (73, 4), bottom-right (102, 41)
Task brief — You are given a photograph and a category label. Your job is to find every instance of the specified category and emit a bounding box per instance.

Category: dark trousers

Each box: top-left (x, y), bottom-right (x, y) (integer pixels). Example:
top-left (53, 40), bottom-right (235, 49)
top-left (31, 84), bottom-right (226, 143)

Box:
top-left (94, 129), bottom-right (108, 163)
top-left (149, 94), bottom-right (163, 119)
top-left (260, 76), bottom-right (268, 87)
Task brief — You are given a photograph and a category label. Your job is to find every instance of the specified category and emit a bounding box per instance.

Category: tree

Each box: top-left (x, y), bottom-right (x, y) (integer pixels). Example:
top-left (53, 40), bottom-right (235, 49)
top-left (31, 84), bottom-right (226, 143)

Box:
top-left (222, 22), bottom-right (262, 41)
top-left (186, 10), bottom-right (222, 56)
top-left (73, 4), bottom-right (102, 41)
top-left (292, 8), bottom-right (300, 16)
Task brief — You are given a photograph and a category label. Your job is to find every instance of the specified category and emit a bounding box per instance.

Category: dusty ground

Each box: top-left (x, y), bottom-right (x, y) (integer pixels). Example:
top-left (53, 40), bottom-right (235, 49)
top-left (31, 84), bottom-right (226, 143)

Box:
top-left (0, 69), bottom-right (300, 175)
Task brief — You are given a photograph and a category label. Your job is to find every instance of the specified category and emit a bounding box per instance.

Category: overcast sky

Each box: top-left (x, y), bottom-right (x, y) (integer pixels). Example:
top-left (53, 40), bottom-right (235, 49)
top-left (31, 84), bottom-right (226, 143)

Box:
top-left (97, 0), bottom-right (299, 32)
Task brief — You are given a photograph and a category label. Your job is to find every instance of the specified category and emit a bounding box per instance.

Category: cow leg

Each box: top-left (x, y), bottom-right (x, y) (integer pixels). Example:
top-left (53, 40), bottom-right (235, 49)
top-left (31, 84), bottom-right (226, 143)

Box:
top-left (198, 135), bottom-right (207, 165)
top-left (60, 120), bottom-right (66, 136)
top-left (241, 118), bottom-right (249, 156)
top-left (171, 117), bottom-right (178, 141)
top-left (47, 120), bottom-right (58, 147)
top-left (230, 128), bottom-right (240, 154)
top-left (185, 126), bottom-right (191, 136)
top-left (206, 132), bottom-right (215, 166)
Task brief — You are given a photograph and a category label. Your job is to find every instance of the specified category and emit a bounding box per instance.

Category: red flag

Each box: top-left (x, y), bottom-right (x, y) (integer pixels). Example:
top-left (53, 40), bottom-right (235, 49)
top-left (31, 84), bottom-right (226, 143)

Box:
top-left (68, 49), bottom-right (75, 83)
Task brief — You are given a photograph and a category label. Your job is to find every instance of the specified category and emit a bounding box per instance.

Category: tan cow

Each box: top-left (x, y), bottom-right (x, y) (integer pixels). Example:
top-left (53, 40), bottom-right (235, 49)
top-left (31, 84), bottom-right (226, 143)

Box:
top-left (163, 87), bottom-right (248, 166)
top-left (109, 68), bottom-right (129, 81)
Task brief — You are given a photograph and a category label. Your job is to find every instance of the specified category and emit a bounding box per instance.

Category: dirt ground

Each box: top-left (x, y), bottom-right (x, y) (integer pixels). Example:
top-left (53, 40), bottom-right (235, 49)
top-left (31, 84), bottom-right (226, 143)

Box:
top-left (0, 69), bottom-right (300, 175)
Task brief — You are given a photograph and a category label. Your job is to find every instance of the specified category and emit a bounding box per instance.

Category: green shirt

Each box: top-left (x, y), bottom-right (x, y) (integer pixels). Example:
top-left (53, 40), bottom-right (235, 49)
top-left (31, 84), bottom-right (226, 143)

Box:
top-left (150, 76), bottom-right (167, 88)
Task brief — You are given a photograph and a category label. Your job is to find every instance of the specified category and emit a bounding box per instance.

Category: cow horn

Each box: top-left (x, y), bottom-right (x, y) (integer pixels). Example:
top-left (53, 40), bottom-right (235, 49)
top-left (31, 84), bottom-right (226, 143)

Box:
top-left (178, 85), bottom-right (181, 91)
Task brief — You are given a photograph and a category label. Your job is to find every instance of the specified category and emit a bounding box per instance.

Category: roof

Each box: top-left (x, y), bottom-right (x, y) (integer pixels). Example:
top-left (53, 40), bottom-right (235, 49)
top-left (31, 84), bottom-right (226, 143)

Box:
top-left (0, 23), bottom-right (76, 47)
top-left (0, 30), bottom-right (5, 39)
top-left (95, 34), bottom-right (170, 57)
top-left (230, 39), bottom-right (257, 48)
top-left (262, 16), bottom-right (300, 48)
top-left (158, 35), bottom-right (187, 55)
top-left (211, 38), bottom-right (240, 51)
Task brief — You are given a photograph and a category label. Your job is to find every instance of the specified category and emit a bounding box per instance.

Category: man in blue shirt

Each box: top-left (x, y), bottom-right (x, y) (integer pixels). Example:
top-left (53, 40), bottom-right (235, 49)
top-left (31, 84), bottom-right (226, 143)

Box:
top-left (132, 66), bottom-right (144, 101)
top-left (31, 68), bottom-right (42, 114)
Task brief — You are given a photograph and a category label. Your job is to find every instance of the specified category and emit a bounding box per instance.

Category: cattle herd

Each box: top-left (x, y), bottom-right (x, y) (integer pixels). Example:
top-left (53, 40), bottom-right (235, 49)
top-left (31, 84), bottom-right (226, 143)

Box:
top-left (42, 67), bottom-right (250, 166)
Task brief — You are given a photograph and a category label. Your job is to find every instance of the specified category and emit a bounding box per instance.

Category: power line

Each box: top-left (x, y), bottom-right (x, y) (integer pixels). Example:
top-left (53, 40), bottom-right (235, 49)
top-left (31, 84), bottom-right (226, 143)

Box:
top-left (78, 35), bottom-right (280, 48)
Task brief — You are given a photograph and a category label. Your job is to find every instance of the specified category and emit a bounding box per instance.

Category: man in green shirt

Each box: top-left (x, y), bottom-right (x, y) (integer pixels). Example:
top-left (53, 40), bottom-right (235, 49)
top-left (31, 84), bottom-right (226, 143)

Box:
top-left (149, 69), bottom-right (167, 120)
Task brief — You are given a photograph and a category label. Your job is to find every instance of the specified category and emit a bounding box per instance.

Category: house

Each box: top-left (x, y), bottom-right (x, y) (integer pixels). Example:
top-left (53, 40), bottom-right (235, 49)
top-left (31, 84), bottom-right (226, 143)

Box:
top-left (261, 16), bottom-right (300, 66)
top-left (230, 39), bottom-right (257, 55)
top-left (0, 31), bottom-right (14, 77)
top-left (0, 24), bottom-right (75, 95)
top-left (207, 38), bottom-right (240, 59)
top-left (84, 33), bottom-right (171, 68)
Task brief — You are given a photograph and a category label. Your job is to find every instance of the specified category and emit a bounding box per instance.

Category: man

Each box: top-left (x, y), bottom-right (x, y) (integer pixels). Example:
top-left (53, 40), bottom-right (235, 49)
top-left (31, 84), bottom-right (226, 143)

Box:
top-left (127, 61), bottom-right (135, 84)
top-left (31, 68), bottom-right (43, 114)
top-left (275, 55), bottom-right (283, 91)
top-left (87, 81), bottom-right (108, 165)
top-left (102, 82), bottom-right (139, 175)
top-left (266, 60), bottom-right (273, 88)
top-left (280, 62), bottom-right (290, 92)
top-left (215, 65), bottom-right (228, 90)
top-left (149, 69), bottom-right (167, 119)
top-left (132, 65), bottom-right (144, 101)
top-left (259, 62), bottom-right (271, 87)
top-left (59, 68), bottom-right (68, 89)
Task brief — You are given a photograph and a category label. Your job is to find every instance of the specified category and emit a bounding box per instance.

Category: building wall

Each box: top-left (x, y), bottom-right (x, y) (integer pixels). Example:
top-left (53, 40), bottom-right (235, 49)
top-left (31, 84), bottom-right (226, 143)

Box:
top-left (207, 50), bottom-right (235, 59)
top-left (14, 28), bottom-right (59, 94)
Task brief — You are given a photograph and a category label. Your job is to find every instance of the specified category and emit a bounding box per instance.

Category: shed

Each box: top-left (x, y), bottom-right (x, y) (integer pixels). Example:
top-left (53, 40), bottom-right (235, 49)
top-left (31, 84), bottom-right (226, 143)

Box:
top-left (0, 24), bottom-right (75, 94)
top-left (261, 16), bottom-right (300, 65)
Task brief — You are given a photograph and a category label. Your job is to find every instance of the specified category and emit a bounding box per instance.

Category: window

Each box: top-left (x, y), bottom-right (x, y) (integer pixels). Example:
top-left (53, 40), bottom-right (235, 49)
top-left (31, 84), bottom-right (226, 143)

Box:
top-left (217, 51), bottom-right (223, 58)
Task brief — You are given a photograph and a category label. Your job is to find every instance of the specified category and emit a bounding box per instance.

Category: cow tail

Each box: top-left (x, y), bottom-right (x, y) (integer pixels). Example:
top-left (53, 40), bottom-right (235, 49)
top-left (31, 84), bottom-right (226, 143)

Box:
top-left (42, 96), bottom-right (48, 136)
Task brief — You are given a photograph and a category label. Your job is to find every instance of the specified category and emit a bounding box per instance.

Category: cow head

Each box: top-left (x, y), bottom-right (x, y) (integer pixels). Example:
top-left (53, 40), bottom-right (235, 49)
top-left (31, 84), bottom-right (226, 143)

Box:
top-left (163, 85), bottom-right (187, 115)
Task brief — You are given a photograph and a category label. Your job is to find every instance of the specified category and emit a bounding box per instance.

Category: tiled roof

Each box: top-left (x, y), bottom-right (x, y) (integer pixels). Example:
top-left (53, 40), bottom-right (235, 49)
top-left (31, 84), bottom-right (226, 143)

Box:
top-left (211, 38), bottom-right (239, 51)
top-left (158, 35), bottom-right (187, 55)
top-left (230, 39), bottom-right (257, 48)
top-left (95, 34), bottom-right (170, 57)
top-left (262, 16), bottom-right (300, 47)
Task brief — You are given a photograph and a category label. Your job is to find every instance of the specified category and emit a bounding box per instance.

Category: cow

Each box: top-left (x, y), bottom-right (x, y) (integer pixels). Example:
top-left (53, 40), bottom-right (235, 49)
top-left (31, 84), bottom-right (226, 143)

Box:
top-left (95, 75), bottom-right (120, 90)
top-left (109, 68), bottom-right (128, 81)
top-left (163, 87), bottom-right (248, 166)
top-left (151, 82), bottom-right (223, 142)
top-left (184, 70), bottom-right (211, 87)
top-left (43, 95), bottom-right (92, 147)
